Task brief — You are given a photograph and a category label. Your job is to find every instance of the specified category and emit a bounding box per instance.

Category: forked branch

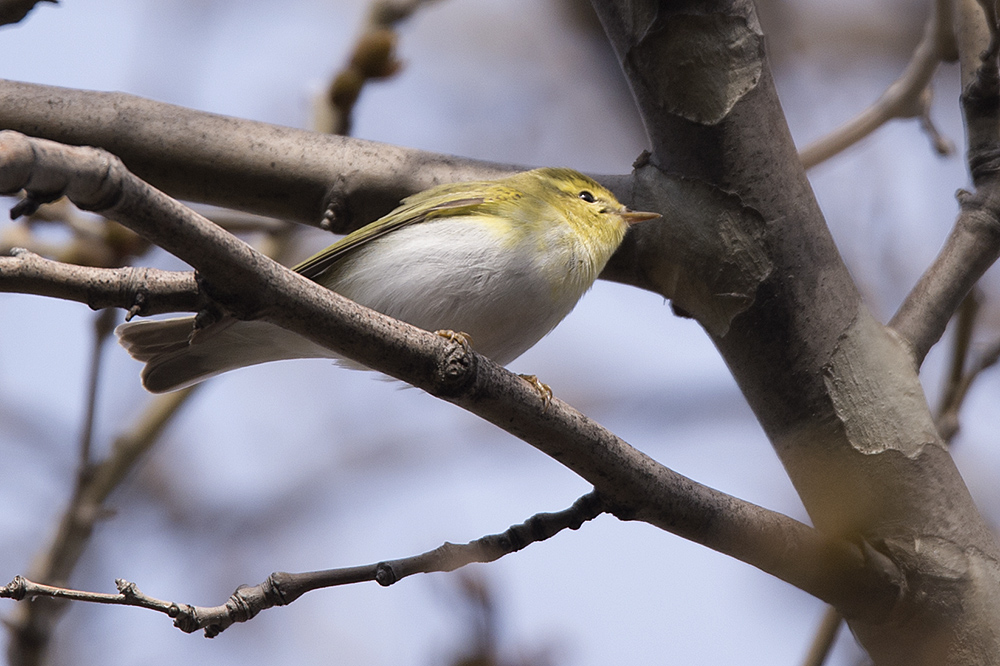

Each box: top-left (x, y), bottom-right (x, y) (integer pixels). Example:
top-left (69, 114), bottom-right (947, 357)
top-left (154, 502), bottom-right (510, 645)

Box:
top-left (799, 0), bottom-right (956, 169)
top-left (890, 0), bottom-right (1000, 364)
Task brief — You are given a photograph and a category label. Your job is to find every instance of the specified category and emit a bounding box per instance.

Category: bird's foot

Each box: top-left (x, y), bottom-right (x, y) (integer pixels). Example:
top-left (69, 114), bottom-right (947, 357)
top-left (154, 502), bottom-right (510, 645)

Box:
top-left (435, 329), bottom-right (473, 353)
top-left (519, 374), bottom-right (553, 409)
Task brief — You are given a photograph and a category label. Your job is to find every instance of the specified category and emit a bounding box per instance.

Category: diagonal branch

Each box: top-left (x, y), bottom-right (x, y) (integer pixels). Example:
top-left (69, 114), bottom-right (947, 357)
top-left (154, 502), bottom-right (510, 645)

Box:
top-left (800, 606), bottom-right (843, 666)
top-left (0, 131), bottom-right (903, 621)
top-left (798, 0), bottom-right (956, 169)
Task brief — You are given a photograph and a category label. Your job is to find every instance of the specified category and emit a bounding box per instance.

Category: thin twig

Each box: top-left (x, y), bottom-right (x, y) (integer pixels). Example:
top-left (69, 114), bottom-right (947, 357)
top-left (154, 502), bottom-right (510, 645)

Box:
top-left (5, 387), bottom-right (197, 666)
top-left (77, 308), bottom-right (117, 474)
top-left (317, 0), bottom-right (444, 135)
top-left (3, 492), bottom-right (606, 637)
top-left (935, 290), bottom-right (980, 442)
top-left (935, 332), bottom-right (1000, 442)
top-left (801, 606), bottom-right (843, 666)
top-left (799, 0), bottom-right (956, 169)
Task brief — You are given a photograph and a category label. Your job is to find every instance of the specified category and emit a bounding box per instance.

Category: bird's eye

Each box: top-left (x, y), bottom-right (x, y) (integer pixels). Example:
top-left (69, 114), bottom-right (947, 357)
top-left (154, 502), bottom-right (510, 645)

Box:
top-left (578, 190), bottom-right (596, 203)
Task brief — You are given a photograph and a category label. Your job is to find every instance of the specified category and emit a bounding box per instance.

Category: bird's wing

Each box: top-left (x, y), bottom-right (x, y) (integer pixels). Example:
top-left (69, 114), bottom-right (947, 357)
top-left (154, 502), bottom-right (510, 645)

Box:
top-left (293, 182), bottom-right (517, 281)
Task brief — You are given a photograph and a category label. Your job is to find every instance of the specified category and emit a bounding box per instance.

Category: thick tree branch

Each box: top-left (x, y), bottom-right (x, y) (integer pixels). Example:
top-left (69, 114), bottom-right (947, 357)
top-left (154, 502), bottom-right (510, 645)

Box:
top-left (0, 78), bottom-right (519, 231)
top-left (0, 131), bottom-right (902, 620)
top-left (0, 79), bottom-right (642, 242)
top-left (591, 3), bottom-right (1000, 662)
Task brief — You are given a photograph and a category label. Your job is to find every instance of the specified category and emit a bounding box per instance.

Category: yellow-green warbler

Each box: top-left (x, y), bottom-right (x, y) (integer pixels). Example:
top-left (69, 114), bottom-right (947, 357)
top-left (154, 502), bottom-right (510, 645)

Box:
top-left (117, 167), bottom-right (659, 392)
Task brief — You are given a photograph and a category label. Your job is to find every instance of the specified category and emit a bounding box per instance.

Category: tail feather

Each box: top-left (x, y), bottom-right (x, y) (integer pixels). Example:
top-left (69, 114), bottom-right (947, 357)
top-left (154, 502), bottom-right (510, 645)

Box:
top-left (116, 317), bottom-right (197, 362)
top-left (116, 317), bottom-right (337, 393)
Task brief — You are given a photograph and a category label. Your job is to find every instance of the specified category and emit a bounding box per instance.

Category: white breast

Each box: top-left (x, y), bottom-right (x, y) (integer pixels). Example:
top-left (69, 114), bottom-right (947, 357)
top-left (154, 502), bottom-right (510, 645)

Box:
top-left (327, 216), bottom-right (590, 364)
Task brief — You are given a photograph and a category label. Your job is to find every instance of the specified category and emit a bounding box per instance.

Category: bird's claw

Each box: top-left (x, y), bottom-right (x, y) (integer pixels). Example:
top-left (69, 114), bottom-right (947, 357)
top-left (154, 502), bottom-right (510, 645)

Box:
top-left (435, 330), bottom-right (473, 352)
top-left (519, 374), bottom-right (553, 409)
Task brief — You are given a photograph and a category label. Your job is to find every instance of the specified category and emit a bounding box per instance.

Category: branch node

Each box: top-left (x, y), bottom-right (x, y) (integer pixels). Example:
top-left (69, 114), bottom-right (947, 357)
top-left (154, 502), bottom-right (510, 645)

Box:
top-left (958, 189), bottom-right (1000, 243)
top-left (374, 562), bottom-right (397, 587)
top-left (266, 571), bottom-right (295, 605)
top-left (2, 576), bottom-right (28, 601)
top-left (430, 329), bottom-right (478, 398)
top-left (125, 291), bottom-right (147, 321)
top-left (857, 539), bottom-right (906, 619)
top-left (968, 147), bottom-right (1000, 181)
top-left (320, 192), bottom-right (350, 233)
top-left (10, 192), bottom-right (58, 219)
top-left (115, 578), bottom-right (138, 599)
top-left (171, 607), bottom-right (201, 635)
top-left (193, 271), bottom-right (259, 321)
top-left (226, 585), bottom-right (257, 624)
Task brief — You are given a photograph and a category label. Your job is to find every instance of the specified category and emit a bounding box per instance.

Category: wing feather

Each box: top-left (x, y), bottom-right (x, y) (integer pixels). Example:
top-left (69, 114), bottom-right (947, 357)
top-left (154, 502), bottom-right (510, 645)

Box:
top-left (293, 182), bottom-right (523, 280)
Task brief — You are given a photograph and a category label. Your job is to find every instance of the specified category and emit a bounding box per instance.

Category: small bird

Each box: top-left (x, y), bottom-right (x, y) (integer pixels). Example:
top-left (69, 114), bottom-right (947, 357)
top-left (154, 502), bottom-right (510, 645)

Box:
top-left (117, 167), bottom-right (659, 392)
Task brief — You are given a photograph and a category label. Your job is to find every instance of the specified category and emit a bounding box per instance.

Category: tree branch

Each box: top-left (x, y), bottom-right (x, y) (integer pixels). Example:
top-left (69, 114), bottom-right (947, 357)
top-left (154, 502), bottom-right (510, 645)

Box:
top-left (0, 78), bottom-right (520, 231)
top-left (316, 0), bottom-right (442, 135)
top-left (889, 0), bottom-right (1000, 364)
top-left (0, 79), bottom-right (643, 241)
top-left (591, 3), bottom-right (1000, 661)
top-left (936, 332), bottom-right (1000, 442)
top-left (800, 606), bottom-right (843, 666)
top-left (3, 221), bottom-right (302, 666)
top-left (934, 290), bottom-right (980, 442)
top-left (0, 131), bottom-right (902, 621)
top-left (2, 492), bottom-right (604, 637)
top-left (76, 308), bottom-right (116, 472)
top-left (0, 248), bottom-right (201, 316)
top-left (5, 387), bottom-right (197, 665)
top-left (798, 0), bottom-right (956, 169)
top-left (0, 0), bottom-right (54, 27)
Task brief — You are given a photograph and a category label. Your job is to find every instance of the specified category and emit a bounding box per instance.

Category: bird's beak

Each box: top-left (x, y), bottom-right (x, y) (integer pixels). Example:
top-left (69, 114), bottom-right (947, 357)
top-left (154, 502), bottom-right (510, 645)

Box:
top-left (620, 208), bottom-right (660, 225)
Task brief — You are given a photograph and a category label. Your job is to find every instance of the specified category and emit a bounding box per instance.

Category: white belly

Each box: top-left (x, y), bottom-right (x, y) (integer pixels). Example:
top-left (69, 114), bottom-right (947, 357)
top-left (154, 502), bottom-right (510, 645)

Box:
top-left (325, 217), bottom-right (586, 364)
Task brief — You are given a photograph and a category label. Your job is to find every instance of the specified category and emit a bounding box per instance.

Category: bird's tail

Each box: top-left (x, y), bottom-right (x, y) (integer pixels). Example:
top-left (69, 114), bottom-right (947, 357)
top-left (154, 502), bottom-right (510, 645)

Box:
top-left (116, 316), bottom-right (336, 393)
